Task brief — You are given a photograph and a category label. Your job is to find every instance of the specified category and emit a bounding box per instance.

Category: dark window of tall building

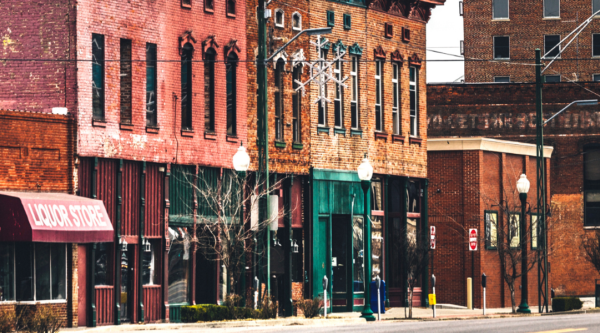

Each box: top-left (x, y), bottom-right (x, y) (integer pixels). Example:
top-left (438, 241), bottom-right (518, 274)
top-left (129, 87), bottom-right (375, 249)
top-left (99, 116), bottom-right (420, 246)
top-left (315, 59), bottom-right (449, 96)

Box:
top-left (205, 0), bottom-right (214, 11)
top-left (292, 66), bottom-right (301, 143)
top-left (181, 43), bottom-right (194, 130)
top-left (585, 146), bottom-right (600, 226)
top-left (146, 43), bottom-right (158, 127)
top-left (274, 59), bottom-right (284, 141)
top-left (409, 67), bottom-right (418, 136)
top-left (334, 59), bottom-right (343, 128)
top-left (92, 34), bottom-right (105, 120)
top-left (291, 229), bottom-right (304, 282)
top-left (275, 9), bottom-right (284, 27)
top-left (545, 75), bottom-right (561, 82)
top-left (493, 0), bottom-right (509, 19)
top-left (494, 76), bottom-right (510, 83)
top-left (392, 63), bottom-right (400, 135)
top-left (226, 53), bottom-right (238, 136)
top-left (375, 60), bottom-right (383, 132)
top-left (593, 34), bottom-right (600, 57)
top-left (227, 0), bottom-right (236, 16)
top-left (544, 0), bottom-right (560, 17)
top-left (544, 35), bottom-right (561, 58)
top-left (350, 56), bottom-right (359, 129)
top-left (493, 36), bottom-right (510, 59)
top-left (120, 39), bottom-right (132, 124)
top-left (594, 0), bottom-right (600, 15)
top-left (594, 74), bottom-right (600, 81)
top-left (205, 48), bottom-right (216, 132)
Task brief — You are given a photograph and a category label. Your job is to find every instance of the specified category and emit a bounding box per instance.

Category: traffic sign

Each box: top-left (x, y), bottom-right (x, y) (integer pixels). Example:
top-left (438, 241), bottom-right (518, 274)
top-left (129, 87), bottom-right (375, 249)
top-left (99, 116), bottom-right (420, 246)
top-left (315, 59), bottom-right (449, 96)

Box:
top-left (431, 239), bottom-right (436, 249)
top-left (469, 228), bottom-right (478, 251)
top-left (430, 226), bottom-right (436, 237)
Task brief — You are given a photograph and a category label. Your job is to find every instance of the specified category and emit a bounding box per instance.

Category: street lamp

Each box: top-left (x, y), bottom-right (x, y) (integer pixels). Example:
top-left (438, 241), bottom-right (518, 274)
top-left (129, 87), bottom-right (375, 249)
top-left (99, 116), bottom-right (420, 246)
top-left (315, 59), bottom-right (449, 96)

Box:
top-left (233, 142), bottom-right (250, 298)
top-left (357, 154), bottom-right (375, 322)
top-left (516, 174), bottom-right (531, 314)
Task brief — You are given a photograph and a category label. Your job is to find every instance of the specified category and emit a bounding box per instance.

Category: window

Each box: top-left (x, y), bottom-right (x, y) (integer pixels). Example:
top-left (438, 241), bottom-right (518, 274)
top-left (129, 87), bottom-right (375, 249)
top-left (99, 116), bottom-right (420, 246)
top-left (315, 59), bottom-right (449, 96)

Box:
top-left (594, 74), bottom-right (600, 81)
top-left (181, 43), bottom-right (194, 130)
top-left (92, 34), bottom-right (105, 120)
top-left (292, 13), bottom-right (301, 31)
top-left (120, 39), bottom-right (132, 124)
top-left (227, 0), bottom-right (236, 16)
top-left (275, 9), bottom-right (284, 28)
top-left (593, 34), bottom-right (600, 57)
top-left (350, 56), bottom-right (359, 129)
top-left (509, 212), bottom-right (520, 248)
top-left (392, 63), bottom-right (400, 135)
top-left (493, 36), bottom-right (510, 59)
top-left (205, 0), bottom-right (214, 12)
top-left (585, 146), bottom-right (600, 226)
top-left (226, 53), bottom-right (238, 136)
top-left (205, 48), bottom-right (216, 132)
top-left (291, 229), bottom-right (304, 282)
top-left (318, 49), bottom-right (328, 126)
top-left (146, 43), bottom-right (158, 127)
top-left (182, 0), bottom-right (191, 7)
top-left (544, 35), bottom-right (561, 58)
top-left (485, 211), bottom-right (498, 249)
top-left (168, 227), bottom-right (191, 304)
top-left (370, 178), bottom-right (385, 281)
top-left (544, 0), bottom-right (560, 17)
top-left (375, 60), bottom-right (383, 132)
top-left (95, 243), bottom-right (113, 286)
top-left (334, 59), bottom-right (343, 128)
top-left (409, 66), bottom-right (418, 136)
top-left (344, 14), bottom-right (351, 29)
top-left (275, 59), bottom-right (284, 141)
top-left (327, 11), bottom-right (334, 27)
top-left (531, 214), bottom-right (540, 250)
top-left (595, 0), bottom-right (600, 15)
top-left (352, 216), bottom-right (364, 292)
top-left (0, 243), bottom-right (66, 302)
top-left (493, 0), bottom-right (509, 19)
top-left (494, 76), bottom-right (510, 83)
top-left (142, 241), bottom-right (160, 285)
top-left (545, 75), bottom-right (561, 82)
top-left (292, 66), bottom-right (301, 143)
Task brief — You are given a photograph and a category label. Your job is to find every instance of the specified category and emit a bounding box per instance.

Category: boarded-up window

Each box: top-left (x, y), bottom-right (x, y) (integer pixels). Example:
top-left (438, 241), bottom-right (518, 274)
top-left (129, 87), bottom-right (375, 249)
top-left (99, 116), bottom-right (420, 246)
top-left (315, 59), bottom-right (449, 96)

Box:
top-left (92, 34), bottom-right (105, 120)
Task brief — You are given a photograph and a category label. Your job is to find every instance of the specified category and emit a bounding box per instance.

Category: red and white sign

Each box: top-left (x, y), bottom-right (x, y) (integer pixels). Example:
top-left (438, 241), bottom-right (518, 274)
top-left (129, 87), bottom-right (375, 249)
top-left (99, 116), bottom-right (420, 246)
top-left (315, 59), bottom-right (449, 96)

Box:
top-left (469, 228), bottom-right (478, 251)
top-left (430, 239), bottom-right (436, 249)
top-left (430, 226), bottom-right (436, 249)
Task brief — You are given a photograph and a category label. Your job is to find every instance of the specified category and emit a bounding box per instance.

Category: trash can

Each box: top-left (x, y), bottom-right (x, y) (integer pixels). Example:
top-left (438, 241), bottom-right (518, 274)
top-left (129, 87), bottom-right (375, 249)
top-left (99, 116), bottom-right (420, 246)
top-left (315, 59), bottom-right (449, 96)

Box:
top-left (370, 280), bottom-right (386, 314)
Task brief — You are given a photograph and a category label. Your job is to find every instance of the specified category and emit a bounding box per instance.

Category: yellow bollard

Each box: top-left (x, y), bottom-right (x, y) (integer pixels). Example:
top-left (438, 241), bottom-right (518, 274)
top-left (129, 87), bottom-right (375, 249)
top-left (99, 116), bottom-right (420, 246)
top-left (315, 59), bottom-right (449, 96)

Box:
top-left (467, 278), bottom-right (473, 309)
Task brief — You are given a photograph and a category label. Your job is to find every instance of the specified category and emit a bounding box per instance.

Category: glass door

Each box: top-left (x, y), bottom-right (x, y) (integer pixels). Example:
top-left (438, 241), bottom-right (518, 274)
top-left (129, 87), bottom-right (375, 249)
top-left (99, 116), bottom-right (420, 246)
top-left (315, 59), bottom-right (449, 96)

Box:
top-left (331, 215), bottom-right (351, 311)
top-left (120, 244), bottom-right (134, 322)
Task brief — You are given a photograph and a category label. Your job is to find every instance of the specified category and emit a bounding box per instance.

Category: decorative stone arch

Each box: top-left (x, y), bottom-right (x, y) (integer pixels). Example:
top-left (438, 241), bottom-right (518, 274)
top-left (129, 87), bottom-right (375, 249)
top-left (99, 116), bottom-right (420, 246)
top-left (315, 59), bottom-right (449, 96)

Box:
top-left (179, 30), bottom-right (197, 56)
top-left (374, 45), bottom-right (386, 60)
top-left (409, 53), bottom-right (422, 67)
top-left (348, 42), bottom-right (363, 56)
top-left (272, 51), bottom-right (289, 70)
top-left (391, 49), bottom-right (404, 64)
top-left (332, 40), bottom-right (347, 55)
top-left (202, 35), bottom-right (220, 60)
top-left (292, 49), bottom-right (306, 68)
top-left (274, 8), bottom-right (285, 28)
top-left (224, 39), bottom-right (241, 63)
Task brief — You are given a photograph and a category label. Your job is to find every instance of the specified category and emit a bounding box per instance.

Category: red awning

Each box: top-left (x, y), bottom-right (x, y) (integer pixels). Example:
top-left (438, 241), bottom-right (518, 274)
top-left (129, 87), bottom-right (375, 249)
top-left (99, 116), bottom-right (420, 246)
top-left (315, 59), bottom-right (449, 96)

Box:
top-left (0, 191), bottom-right (114, 243)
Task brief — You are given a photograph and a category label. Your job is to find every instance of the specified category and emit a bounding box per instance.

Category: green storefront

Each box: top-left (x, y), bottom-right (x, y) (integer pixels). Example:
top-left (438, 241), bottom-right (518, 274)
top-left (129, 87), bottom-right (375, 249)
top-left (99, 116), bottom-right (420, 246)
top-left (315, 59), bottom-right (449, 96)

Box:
top-left (309, 168), bottom-right (429, 312)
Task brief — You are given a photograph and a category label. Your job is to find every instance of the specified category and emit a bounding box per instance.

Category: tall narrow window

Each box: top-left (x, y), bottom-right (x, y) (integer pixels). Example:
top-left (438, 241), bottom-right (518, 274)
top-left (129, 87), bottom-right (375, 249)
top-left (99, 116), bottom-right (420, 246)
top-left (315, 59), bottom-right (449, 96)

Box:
top-left (544, 0), bottom-right (560, 17)
top-left (585, 146), bottom-right (600, 226)
top-left (92, 34), bottom-right (105, 120)
top-left (409, 66), bottom-right (418, 136)
top-left (227, 0), bottom-right (236, 16)
top-left (318, 49), bottom-right (327, 126)
top-left (509, 213), bottom-right (520, 248)
top-left (274, 59), bottom-right (284, 141)
top-left (493, 36), bottom-right (510, 60)
top-left (226, 53), bottom-right (238, 136)
top-left (146, 44), bottom-right (158, 127)
top-left (595, 0), bottom-right (600, 15)
top-left (544, 35), bottom-right (561, 58)
top-left (204, 48), bottom-right (216, 132)
top-left (334, 59), bottom-right (343, 128)
top-left (493, 0), bottom-right (509, 19)
top-left (181, 43), bottom-right (194, 130)
top-left (350, 56), bottom-right (359, 129)
top-left (292, 65), bottom-right (301, 143)
top-left (392, 63), bottom-right (400, 135)
top-left (593, 34), bottom-right (600, 57)
top-left (120, 39), bottom-right (132, 124)
top-left (485, 211), bottom-right (498, 249)
top-left (375, 60), bottom-right (383, 132)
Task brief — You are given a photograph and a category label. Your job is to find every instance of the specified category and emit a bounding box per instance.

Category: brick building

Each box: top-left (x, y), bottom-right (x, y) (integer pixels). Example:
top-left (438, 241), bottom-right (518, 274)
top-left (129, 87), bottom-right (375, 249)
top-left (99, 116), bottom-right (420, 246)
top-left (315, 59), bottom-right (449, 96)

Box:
top-left (1, 0), bottom-right (247, 326)
top-left (463, 0), bottom-right (600, 83)
top-left (428, 81), bottom-right (600, 305)
top-left (428, 138), bottom-right (553, 309)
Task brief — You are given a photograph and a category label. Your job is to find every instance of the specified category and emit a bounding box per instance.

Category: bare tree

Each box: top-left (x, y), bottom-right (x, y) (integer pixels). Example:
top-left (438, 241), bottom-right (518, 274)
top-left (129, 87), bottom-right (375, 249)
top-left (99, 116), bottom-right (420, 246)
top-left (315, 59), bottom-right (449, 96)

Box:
top-left (396, 224), bottom-right (430, 319)
top-left (581, 230), bottom-right (600, 274)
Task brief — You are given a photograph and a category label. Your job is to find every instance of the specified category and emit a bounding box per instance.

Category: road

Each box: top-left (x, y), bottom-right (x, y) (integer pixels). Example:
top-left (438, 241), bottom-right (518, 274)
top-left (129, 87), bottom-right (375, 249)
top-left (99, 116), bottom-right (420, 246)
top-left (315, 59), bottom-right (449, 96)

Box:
top-left (172, 314), bottom-right (600, 333)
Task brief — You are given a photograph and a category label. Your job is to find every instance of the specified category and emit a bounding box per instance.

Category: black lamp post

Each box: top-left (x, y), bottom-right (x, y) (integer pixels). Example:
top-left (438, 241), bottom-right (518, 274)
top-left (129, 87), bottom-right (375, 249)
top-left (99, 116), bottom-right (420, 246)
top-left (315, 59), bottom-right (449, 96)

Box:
top-left (233, 142), bottom-right (250, 297)
top-left (516, 174), bottom-right (531, 314)
top-left (358, 154), bottom-right (375, 321)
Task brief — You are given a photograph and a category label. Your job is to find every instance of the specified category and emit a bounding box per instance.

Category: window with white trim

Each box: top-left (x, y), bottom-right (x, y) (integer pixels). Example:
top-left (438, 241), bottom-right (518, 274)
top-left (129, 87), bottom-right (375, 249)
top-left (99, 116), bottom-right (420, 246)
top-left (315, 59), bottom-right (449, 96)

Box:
top-left (275, 9), bottom-right (284, 28)
top-left (375, 60), bottom-right (383, 132)
top-left (544, 0), bottom-right (560, 17)
top-left (594, 0), bottom-right (600, 15)
top-left (334, 59), bottom-right (343, 128)
top-left (292, 12), bottom-right (301, 31)
top-left (493, 0), bottom-right (509, 19)
top-left (350, 56), bottom-right (359, 129)
top-left (392, 63), bottom-right (400, 135)
top-left (292, 65), bottom-right (302, 143)
top-left (409, 66), bottom-right (418, 136)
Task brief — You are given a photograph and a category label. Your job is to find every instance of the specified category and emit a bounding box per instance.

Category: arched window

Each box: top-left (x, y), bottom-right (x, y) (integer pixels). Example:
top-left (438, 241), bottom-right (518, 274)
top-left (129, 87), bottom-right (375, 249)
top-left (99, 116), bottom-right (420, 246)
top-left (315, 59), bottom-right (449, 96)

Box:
top-left (204, 48), bottom-right (216, 132)
top-left (275, 9), bottom-right (284, 28)
top-left (292, 12), bottom-right (302, 31)
top-left (226, 53), bottom-right (238, 136)
top-left (274, 59), bottom-right (285, 141)
top-left (181, 43), bottom-right (194, 130)
top-left (292, 65), bottom-right (302, 143)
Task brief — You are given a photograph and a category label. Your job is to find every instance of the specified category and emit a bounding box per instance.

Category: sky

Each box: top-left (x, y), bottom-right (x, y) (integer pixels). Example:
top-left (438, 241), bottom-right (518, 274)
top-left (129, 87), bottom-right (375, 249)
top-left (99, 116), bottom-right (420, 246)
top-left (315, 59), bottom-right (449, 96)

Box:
top-left (426, 0), bottom-right (464, 83)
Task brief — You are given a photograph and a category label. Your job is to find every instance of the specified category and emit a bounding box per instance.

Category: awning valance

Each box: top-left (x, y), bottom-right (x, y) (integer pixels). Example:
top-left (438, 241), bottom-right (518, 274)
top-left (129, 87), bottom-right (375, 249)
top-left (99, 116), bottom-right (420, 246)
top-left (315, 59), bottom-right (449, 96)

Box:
top-left (0, 191), bottom-right (114, 243)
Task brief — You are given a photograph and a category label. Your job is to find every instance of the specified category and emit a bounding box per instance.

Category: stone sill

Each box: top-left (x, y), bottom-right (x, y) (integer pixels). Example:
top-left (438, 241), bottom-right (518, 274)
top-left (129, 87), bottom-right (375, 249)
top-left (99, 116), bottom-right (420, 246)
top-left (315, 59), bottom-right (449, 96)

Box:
top-left (205, 132), bottom-right (217, 140)
top-left (181, 129), bottom-right (194, 137)
top-left (409, 136), bottom-right (423, 145)
top-left (392, 134), bottom-right (405, 143)
top-left (292, 142), bottom-right (304, 150)
top-left (146, 126), bottom-right (160, 134)
top-left (275, 141), bottom-right (286, 148)
top-left (334, 128), bottom-right (346, 136)
top-left (120, 123), bottom-right (134, 131)
top-left (317, 126), bottom-right (330, 135)
top-left (227, 135), bottom-right (238, 143)
top-left (491, 18), bottom-right (510, 22)
top-left (92, 119), bottom-right (106, 128)
top-left (374, 132), bottom-right (388, 141)
top-left (350, 129), bottom-right (363, 137)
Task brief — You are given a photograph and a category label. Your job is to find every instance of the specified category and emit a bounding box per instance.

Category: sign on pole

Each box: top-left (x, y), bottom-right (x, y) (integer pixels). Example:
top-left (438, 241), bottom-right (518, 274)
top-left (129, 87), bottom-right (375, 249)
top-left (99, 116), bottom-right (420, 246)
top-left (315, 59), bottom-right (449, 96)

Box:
top-left (430, 239), bottom-right (436, 249)
top-left (430, 226), bottom-right (436, 249)
top-left (429, 294), bottom-right (437, 306)
top-left (469, 228), bottom-right (478, 251)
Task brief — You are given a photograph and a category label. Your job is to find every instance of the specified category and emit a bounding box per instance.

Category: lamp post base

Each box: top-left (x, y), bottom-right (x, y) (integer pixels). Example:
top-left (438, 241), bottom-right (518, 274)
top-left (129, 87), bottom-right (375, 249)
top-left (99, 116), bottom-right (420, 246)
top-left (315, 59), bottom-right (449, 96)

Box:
top-left (361, 308), bottom-right (376, 322)
top-left (517, 302), bottom-right (531, 314)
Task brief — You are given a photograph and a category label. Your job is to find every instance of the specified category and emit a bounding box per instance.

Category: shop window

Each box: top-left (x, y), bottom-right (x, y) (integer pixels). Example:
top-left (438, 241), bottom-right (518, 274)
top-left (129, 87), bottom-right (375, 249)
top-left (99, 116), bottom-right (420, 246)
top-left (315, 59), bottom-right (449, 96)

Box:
top-left (143, 240), bottom-right (160, 285)
top-left (531, 214), bottom-right (540, 250)
top-left (485, 211), bottom-right (498, 250)
top-left (352, 216), bottom-right (364, 292)
top-left (371, 216), bottom-right (383, 280)
top-left (407, 181), bottom-right (421, 213)
top-left (146, 43), bottom-right (158, 127)
top-left (181, 43), bottom-right (194, 130)
top-left (493, 36), bottom-right (510, 60)
top-left (120, 39), bottom-right (132, 125)
top-left (593, 34), bottom-right (600, 57)
top-left (92, 34), bottom-right (105, 120)
top-left (392, 63), bottom-right (400, 135)
top-left (493, 0), bottom-right (509, 19)
top-left (205, 48), bottom-right (216, 132)
top-left (544, 0), bottom-right (560, 18)
top-left (291, 229), bottom-right (304, 282)
top-left (371, 179), bottom-right (383, 211)
top-left (409, 66), bottom-right (418, 136)
top-left (274, 59), bottom-right (284, 141)
top-left (292, 13), bottom-right (302, 31)
top-left (375, 60), bottom-right (383, 132)
top-left (544, 35), bottom-right (560, 58)
top-left (334, 59), bottom-right (343, 128)
top-left (350, 56), bottom-right (359, 129)
top-left (388, 179), bottom-right (404, 289)
top-left (168, 227), bottom-right (191, 304)
top-left (95, 243), bottom-right (113, 286)
top-left (292, 66), bottom-right (302, 143)
top-left (0, 243), bottom-right (66, 302)
top-left (275, 9), bottom-right (284, 28)
top-left (226, 53), bottom-right (238, 136)
top-left (509, 212), bottom-right (520, 248)
top-left (585, 146), bottom-right (600, 226)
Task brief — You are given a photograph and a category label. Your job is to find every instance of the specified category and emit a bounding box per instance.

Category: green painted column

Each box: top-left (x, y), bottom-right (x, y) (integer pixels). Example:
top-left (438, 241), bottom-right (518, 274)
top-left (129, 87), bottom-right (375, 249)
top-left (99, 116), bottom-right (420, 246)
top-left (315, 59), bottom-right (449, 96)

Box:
top-left (91, 157), bottom-right (98, 327)
top-left (285, 176), bottom-right (294, 316)
top-left (237, 170), bottom-right (247, 303)
top-left (422, 179), bottom-right (429, 307)
top-left (403, 178), bottom-right (408, 308)
top-left (360, 180), bottom-right (375, 321)
top-left (139, 162), bottom-right (146, 322)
